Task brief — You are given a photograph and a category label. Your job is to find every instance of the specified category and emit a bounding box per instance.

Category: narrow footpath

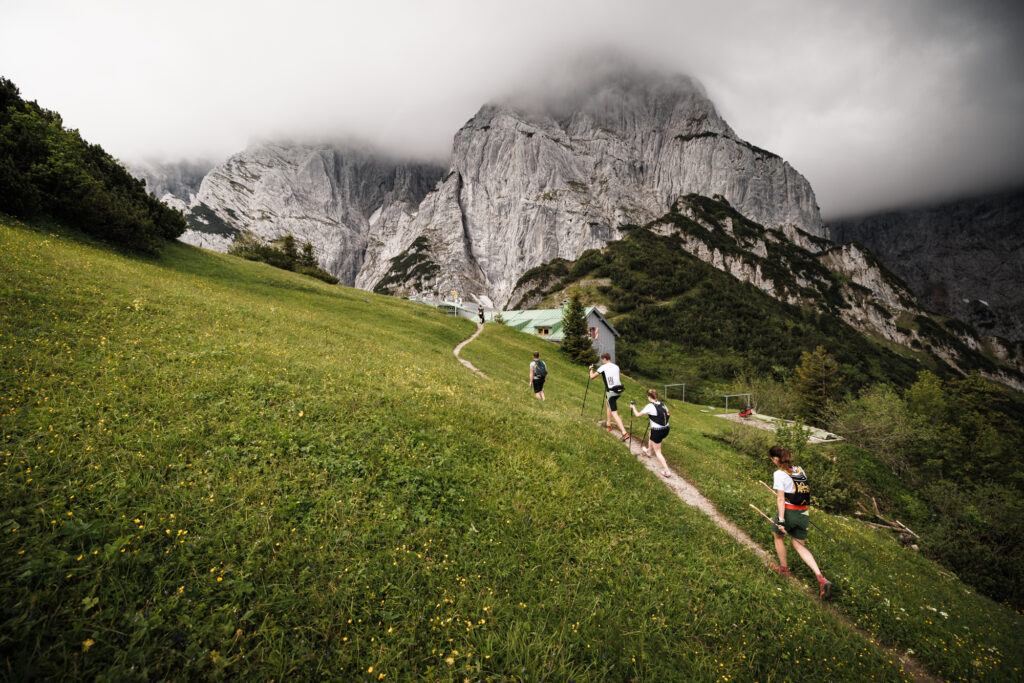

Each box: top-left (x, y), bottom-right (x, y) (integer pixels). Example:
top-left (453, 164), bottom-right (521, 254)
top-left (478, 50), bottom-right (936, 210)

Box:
top-left (452, 326), bottom-right (933, 680)
top-left (452, 323), bottom-right (490, 380)
top-left (600, 420), bottom-right (936, 682)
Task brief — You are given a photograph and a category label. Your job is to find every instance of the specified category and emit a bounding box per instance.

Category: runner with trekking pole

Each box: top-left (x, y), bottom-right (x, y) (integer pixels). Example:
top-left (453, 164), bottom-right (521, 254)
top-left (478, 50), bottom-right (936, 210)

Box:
top-left (630, 389), bottom-right (671, 477)
top-left (759, 480), bottom-right (837, 544)
top-left (589, 354), bottom-right (628, 440)
top-left (760, 445), bottom-right (832, 598)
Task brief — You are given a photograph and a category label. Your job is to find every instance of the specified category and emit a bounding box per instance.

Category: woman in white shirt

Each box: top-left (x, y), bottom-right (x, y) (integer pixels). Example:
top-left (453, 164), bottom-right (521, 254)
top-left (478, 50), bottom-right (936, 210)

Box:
top-left (630, 389), bottom-right (671, 477)
top-left (768, 445), bottom-right (831, 598)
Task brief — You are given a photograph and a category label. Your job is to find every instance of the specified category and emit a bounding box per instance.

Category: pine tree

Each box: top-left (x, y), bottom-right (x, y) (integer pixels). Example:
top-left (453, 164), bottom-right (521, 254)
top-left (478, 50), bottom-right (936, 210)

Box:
top-left (280, 234), bottom-right (299, 268)
top-left (561, 292), bottom-right (598, 365)
top-left (299, 242), bottom-right (316, 268)
top-left (794, 345), bottom-right (841, 424)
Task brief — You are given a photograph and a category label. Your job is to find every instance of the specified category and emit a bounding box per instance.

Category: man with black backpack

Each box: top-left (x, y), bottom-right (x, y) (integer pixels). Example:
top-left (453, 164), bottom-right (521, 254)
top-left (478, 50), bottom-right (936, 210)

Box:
top-left (529, 351), bottom-right (547, 401)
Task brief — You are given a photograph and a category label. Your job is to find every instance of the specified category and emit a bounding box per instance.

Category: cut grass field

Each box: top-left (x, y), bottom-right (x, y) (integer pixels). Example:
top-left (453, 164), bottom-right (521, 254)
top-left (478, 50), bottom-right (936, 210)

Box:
top-left (2, 215), bottom-right (1022, 680)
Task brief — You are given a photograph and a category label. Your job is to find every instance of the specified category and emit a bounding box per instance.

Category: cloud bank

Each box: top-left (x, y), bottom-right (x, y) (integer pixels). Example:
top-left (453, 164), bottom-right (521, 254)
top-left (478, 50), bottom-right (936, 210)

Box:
top-left (2, 0), bottom-right (1022, 217)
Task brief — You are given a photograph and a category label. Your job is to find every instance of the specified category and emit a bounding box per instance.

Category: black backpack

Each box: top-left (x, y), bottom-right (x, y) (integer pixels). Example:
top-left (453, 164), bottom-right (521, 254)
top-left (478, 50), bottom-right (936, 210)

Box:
top-left (533, 360), bottom-right (547, 377)
top-left (652, 402), bottom-right (670, 426)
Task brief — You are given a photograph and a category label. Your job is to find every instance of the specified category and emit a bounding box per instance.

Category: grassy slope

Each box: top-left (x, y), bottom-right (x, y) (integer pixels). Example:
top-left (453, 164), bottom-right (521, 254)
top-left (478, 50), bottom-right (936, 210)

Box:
top-left (0, 216), bottom-right (1017, 681)
top-left (463, 335), bottom-right (1024, 682)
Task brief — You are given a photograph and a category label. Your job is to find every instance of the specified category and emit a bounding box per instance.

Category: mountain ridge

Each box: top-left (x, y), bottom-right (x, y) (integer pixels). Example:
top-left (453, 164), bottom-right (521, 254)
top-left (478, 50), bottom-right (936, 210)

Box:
top-left (829, 188), bottom-right (1024, 344)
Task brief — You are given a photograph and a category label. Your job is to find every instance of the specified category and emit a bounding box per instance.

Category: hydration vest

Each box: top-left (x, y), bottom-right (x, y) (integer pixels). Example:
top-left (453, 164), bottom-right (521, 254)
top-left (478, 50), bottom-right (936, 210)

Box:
top-left (651, 402), bottom-right (669, 428)
top-left (783, 467), bottom-right (811, 508)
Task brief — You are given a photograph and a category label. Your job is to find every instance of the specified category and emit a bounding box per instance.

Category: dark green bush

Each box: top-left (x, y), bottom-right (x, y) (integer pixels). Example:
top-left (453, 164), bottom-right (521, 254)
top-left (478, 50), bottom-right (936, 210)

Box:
top-left (0, 77), bottom-right (186, 252)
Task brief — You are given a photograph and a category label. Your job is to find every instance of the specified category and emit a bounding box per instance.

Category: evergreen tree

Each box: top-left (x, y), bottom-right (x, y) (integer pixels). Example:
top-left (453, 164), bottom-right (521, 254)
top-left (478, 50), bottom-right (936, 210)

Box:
top-left (280, 234), bottom-right (299, 268)
top-left (299, 241), bottom-right (317, 268)
top-left (561, 292), bottom-right (598, 365)
top-left (794, 345), bottom-right (841, 423)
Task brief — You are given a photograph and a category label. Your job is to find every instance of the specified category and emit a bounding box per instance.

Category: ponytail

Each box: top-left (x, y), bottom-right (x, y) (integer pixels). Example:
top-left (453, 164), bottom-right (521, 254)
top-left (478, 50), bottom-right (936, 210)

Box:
top-left (647, 388), bottom-right (659, 402)
top-left (769, 445), bottom-right (795, 474)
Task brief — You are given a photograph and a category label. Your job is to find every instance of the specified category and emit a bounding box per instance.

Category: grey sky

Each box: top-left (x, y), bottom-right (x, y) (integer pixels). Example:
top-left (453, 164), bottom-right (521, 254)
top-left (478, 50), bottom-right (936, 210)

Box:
top-left (2, 0), bottom-right (1022, 218)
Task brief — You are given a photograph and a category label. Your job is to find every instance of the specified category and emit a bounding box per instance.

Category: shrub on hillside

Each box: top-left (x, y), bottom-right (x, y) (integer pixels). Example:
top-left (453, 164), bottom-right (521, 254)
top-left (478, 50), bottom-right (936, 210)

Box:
top-left (0, 77), bottom-right (186, 252)
top-left (228, 232), bottom-right (339, 284)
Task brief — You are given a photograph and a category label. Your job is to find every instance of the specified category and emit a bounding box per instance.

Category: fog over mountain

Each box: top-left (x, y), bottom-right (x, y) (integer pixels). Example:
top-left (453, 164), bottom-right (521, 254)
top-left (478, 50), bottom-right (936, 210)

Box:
top-left (2, 0), bottom-right (1023, 218)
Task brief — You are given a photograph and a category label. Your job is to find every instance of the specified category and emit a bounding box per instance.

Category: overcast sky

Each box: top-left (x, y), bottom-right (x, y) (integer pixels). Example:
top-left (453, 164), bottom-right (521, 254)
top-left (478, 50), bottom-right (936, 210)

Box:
top-left (2, 0), bottom-right (1023, 218)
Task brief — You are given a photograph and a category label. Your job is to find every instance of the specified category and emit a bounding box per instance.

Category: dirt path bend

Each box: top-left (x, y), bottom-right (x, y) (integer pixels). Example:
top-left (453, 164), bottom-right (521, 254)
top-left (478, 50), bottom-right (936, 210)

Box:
top-left (453, 323), bottom-right (490, 380)
top-left (600, 421), bottom-right (937, 682)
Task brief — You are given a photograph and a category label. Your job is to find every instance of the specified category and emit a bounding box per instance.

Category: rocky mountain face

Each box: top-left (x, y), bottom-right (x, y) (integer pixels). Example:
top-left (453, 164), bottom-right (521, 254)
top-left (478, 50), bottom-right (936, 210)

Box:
top-left (138, 66), bottom-right (823, 308)
top-left (168, 144), bottom-right (446, 283)
top-left (367, 69), bottom-right (824, 306)
top-left (830, 189), bottom-right (1024, 344)
top-left (127, 159), bottom-right (213, 212)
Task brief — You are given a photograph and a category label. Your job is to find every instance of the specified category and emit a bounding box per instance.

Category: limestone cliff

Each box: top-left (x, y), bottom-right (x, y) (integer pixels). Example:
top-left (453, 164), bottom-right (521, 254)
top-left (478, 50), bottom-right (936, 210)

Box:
top-left (368, 67), bottom-right (824, 305)
top-left (830, 189), bottom-right (1024, 344)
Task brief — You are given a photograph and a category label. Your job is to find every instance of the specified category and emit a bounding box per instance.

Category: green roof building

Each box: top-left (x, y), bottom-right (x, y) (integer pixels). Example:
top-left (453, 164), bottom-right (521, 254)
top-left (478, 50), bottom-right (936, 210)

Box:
top-left (496, 305), bottom-right (620, 361)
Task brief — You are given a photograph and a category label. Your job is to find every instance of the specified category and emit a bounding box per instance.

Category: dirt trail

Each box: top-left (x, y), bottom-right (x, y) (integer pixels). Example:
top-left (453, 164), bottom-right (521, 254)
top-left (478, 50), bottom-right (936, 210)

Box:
top-left (453, 323), bottom-right (490, 380)
top-left (602, 421), bottom-right (937, 682)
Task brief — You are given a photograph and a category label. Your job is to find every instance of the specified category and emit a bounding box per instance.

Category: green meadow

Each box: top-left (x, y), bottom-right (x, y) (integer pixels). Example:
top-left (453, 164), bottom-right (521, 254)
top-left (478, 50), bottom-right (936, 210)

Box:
top-left (2, 215), bottom-right (1022, 681)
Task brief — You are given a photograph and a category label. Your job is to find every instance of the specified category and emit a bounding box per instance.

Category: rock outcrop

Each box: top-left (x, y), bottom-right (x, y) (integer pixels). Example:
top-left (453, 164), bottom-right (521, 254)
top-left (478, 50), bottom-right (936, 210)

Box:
top-left (367, 67), bottom-right (824, 305)
top-left (139, 65), bottom-right (823, 306)
top-left (173, 144), bottom-right (445, 285)
top-left (829, 189), bottom-right (1024, 343)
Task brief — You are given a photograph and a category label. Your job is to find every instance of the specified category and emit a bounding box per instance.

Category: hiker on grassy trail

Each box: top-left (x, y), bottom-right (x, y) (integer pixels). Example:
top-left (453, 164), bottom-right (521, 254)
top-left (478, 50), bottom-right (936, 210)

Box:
top-left (589, 353), bottom-right (628, 439)
top-left (767, 445), bottom-right (832, 598)
top-left (630, 388), bottom-right (671, 477)
top-left (529, 351), bottom-right (547, 401)
top-left (478, 305), bottom-right (485, 324)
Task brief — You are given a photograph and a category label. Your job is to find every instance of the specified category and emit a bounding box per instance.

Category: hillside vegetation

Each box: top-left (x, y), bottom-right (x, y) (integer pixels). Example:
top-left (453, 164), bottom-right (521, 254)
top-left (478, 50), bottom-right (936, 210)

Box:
top-left (0, 77), bottom-right (185, 252)
top-left (509, 216), bottom-right (1024, 610)
top-left (3, 215), bottom-right (1023, 680)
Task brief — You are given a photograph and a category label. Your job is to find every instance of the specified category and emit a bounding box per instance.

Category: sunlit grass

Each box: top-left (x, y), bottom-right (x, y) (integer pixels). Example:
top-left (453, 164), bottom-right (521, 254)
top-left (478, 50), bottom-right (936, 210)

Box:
top-left (2, 215), bottom-right (1017, 680)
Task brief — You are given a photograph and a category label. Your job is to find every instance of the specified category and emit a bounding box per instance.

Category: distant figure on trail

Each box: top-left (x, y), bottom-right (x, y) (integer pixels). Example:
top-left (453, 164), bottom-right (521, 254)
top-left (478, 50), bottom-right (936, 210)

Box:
top-left (590, 353), bottom-right (628, 439)
top-left (630, 388), bottom-right (671, 477)
top-left (529, 351), bottom-right (547, 401)
top-left (767, 445), bottom-right (832, 598)
top-left (478, 305), bottom-right (485, 324)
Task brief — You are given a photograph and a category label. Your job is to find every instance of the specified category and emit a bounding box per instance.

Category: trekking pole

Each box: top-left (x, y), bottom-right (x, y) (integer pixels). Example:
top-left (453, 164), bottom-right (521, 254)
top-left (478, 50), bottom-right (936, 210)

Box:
top-left (759, 481), bottom-right (838, 544)
top-left (749, 503), bottom-right (788, 535)
top-left (627, 402), bottom-right (634, 447)
top-left (640, 423), bottom-right (650, 451)
top-left (580, 374), bottom-right (591, 417)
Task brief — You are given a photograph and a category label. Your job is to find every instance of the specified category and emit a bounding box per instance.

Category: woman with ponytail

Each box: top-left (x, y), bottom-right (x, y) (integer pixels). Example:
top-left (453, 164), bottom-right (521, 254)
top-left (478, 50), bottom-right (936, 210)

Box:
top-left (768, 445), bottom-right (832, 598)
top-left (630, 388), bottom-right (671, 478)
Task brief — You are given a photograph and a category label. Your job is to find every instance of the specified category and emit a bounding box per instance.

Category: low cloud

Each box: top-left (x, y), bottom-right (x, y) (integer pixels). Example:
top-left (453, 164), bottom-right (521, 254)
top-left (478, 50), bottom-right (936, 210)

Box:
top-left (2, 0), bottom-right (1022, 217)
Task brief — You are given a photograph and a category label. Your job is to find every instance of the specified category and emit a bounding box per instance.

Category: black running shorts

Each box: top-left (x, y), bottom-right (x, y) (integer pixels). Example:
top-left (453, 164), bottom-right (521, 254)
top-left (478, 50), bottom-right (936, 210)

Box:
top-left (532, 377), bottom-right (545, 393)
top-left (650, 426), bottom-right (669, 444)
top-left (607, 390), bottom-right (623, 412)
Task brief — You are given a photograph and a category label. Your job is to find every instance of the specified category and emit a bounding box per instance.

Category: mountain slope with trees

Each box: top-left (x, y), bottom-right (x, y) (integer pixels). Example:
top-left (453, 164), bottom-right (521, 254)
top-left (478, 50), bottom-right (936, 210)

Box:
top-left (506, 198), bottom-right (1024, 608)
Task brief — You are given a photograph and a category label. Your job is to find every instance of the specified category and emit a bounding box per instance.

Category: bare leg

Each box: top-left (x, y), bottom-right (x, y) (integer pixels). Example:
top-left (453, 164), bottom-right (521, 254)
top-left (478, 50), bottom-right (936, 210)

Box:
top-left (651, 441), bottom-right (670, 473)
top-left (611, 410), bottom-right (627, 434)
top-left (540, 390), bottom-right (546, 400)
top-left (773, 533), bottom-right (788, 568)
top-left (791, 539), bottom-right (822, 576)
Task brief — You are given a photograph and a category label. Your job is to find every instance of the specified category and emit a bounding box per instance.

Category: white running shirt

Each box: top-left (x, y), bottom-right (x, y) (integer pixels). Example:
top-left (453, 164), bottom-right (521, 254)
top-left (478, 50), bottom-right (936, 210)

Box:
top-left (597, 362), bottom-right (621, 389)
top-left (772, 467), bottom-right (805, 493)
